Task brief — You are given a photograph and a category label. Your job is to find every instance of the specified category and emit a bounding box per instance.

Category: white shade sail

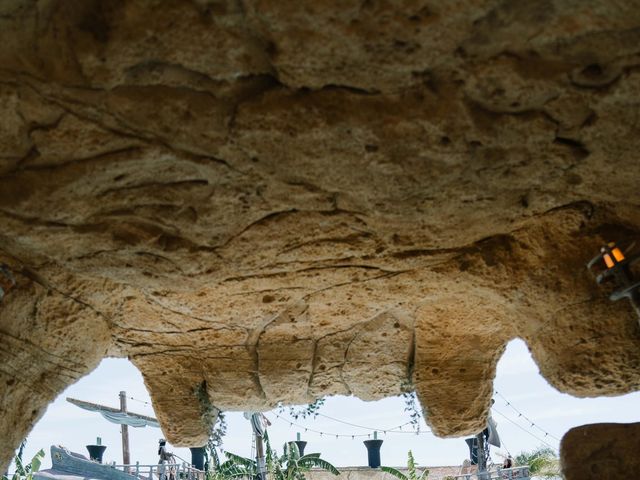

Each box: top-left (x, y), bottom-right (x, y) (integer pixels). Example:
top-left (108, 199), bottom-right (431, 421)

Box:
top-left (67, 397), bottom-right (160, 428)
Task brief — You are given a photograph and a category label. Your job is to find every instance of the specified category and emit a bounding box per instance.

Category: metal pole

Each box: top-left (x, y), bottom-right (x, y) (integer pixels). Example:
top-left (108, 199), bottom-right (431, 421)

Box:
top-left (476, 433), bottom-right (487, 479)
top-left (255, 433), bottom-right (266, 480)
top-left (120, 391), bottom-right (131, 467)
top-left (630, 290), bottom-right (640, 322)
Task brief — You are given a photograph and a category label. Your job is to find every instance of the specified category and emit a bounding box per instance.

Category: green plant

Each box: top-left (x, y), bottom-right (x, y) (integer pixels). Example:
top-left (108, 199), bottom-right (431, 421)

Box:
top-left (269, 441), bottom-right (339, 480)
top-left (381, 451), bottom-right (429, 480)
top-left (16, 441), bottom-right (27, 466)
top-left (219, 432), bottom-right (339, 480)
top-left (205, 412), bottom-right (228, 476)
top-left (2, 449), bottom-right (45, 480)
top-left (401, 391), bottom-right (422, 432)
top-left (514, 446), bottom-right (561, 479)
top-left (279, 390), bottom-right (422, 433)
top-left (215, 451), bottom-right (258, 479)
top-left (277, 398), bottom-right (326, 420)
top-left (399, 379), bottom-right (422, 432)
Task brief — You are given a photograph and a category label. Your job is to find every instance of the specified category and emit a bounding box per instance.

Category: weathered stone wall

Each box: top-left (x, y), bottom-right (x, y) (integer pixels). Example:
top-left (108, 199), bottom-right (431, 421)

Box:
top-left (1, 1), bottom-right (640, 477)
top-left (309, 466), bottom-right (462, 480)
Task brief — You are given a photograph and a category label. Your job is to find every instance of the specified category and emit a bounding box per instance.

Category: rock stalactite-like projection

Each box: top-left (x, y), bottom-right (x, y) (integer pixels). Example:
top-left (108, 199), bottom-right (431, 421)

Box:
top-left (1, 1), bottom-right (640, 477)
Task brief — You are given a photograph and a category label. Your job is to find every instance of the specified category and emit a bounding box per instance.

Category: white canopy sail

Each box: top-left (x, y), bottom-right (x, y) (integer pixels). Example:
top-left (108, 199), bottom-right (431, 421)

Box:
top-left (67, 397), bottom-right (160, 428)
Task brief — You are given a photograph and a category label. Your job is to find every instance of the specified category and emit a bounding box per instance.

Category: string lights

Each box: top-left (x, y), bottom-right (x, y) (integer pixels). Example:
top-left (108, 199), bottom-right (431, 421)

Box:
top-left (494, 391), bottom-right (561, 442)
top-left (314, 412), bottom-right (413, 432)
top-left (271, 412), bottom-right (373, 439)
top-left (129, 396), bottom-right (153, 407)
top-left (491, 408), bottom-right (558, 452)
top-left (130, 392), bottom-right (561, 451)
top-left (271, 412), bottom-right (434, 439)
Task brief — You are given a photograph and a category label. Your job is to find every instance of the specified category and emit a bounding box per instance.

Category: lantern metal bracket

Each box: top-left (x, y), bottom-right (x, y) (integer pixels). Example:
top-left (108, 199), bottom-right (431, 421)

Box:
top-left (587, 242), bottom-right (640, 320)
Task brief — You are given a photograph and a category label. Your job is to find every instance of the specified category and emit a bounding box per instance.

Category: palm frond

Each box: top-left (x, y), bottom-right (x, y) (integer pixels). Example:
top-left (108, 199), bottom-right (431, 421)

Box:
top-left (218, 460), bottom-right (248, 472)
top-left (406, 451), bottom-right (417, 480)
top-left (299, 458), bottom-right (340, 475)
top-left (299, 453), bottom-right (321, 460)
top-left (14, 454), bottom-right (26, 476)
top-left (286, 442), bottom-right (301, 460)
top-left (30, 449), bottom-right (45, 474)
top-left (217, 465), bottom-right (251, 478)
top-left (381, 466), bottom-right (408, 480)
top-left (418, 468), bottom-right (430, 480)
top-left (223, 452), bottom-right (256, 469)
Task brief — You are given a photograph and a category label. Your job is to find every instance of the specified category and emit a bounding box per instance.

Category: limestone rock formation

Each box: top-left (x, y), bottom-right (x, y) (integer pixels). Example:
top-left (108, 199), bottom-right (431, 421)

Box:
top-left (1, 1), bottom-right (640, 477)
top-left (561, 423), bottom-right (640, 479)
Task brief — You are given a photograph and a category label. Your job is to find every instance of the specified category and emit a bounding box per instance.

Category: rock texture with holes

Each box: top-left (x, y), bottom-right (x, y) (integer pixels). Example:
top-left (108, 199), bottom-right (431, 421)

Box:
top-left (1, 1), bottom-right (640, 477)
top-left (561, 423), bottom-right (640, 479)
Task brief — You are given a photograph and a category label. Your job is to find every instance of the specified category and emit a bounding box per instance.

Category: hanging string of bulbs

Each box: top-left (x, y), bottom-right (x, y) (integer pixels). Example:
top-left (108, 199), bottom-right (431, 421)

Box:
top-left (491, 408), bottom-right (559, 452)
top-left (314, 412), bottom-right (421, 432)
top-left (129, 396), bottom-right (153, 407)
top-left (272, 413), bottom-right (371, 439)
top-left (273, 399), bottom-right (563, 453)
top-left (129, 391), bottom-right (561, 448)
top-left (270, 412), bottom-right (429, 439)
top-left (493, 390), bottom-right (561, 442)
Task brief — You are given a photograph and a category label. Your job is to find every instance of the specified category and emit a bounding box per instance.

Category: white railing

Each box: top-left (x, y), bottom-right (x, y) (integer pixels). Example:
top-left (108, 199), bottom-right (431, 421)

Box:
top-left (453, 466), bottom-right (530, 480)
top-left (108, 462), bottom-right (205, 480)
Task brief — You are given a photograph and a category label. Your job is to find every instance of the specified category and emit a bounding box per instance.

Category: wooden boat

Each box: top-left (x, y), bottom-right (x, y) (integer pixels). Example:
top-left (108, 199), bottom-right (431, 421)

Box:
top-left (34, 446), bottom-right (202, 480)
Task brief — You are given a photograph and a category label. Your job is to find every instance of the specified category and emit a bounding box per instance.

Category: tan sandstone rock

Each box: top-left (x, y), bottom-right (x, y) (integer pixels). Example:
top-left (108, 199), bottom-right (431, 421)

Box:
top-left (561, 423), bottom-right (640, 480)
top-left (1, 2), bottom-right (640, 478)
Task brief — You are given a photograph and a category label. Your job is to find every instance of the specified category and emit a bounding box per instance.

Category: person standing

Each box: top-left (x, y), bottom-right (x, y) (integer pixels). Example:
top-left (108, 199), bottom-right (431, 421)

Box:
top-left (158, 439), bottom-right (176, 480)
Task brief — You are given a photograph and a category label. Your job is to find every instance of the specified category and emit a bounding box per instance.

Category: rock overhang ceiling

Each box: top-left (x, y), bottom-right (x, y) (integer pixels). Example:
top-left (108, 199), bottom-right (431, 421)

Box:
top-left (1, 0), bottom-right (640, 475)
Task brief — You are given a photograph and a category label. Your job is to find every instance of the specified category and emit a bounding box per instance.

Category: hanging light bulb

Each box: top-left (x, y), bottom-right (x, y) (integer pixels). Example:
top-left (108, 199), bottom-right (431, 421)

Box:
top-left (603, 244), bottom-right (625, 268)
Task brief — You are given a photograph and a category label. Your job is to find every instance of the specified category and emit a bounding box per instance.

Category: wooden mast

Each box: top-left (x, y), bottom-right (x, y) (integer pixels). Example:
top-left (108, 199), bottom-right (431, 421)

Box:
top-left (119, 391), bottom-right (131, 466)
top-left (67, 393), bottom-right (159, 468)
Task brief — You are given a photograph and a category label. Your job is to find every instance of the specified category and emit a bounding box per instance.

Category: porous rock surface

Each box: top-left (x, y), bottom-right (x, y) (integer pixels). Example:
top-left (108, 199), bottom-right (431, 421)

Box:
top-left (1, 1), bottom-right (640, 476)
top-left (561, 423), bottom-right (640, 479)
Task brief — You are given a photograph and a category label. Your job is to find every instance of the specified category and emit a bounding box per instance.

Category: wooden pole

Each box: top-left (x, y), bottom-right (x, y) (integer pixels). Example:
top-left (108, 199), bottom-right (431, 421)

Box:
top-left (120, 391), bottom-right (131, 466)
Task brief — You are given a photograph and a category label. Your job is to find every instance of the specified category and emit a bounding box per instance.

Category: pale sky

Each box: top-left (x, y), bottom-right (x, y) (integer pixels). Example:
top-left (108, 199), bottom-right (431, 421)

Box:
top-left (15, 339), bottom-right (640, 471)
